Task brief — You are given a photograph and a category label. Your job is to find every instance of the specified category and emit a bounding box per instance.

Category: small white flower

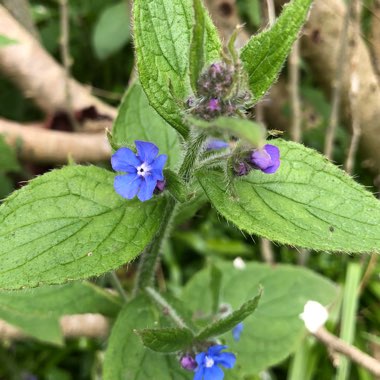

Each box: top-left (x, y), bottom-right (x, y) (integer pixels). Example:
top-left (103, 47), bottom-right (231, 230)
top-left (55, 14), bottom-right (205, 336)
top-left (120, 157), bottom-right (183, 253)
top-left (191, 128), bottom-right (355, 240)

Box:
top-left (233, 257), bottom-right (246, 270)
top-left (299, 300), bottom-right (328, 333)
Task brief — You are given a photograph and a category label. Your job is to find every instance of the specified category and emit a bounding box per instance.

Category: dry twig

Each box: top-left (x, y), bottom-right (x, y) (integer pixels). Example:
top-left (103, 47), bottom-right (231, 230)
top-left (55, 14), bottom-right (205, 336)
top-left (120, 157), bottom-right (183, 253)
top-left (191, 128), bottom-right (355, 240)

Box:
top-left (344, 0), bottom-right (362, 174)
top-left (0, 5), bottom-right (116, 118)
top-left (0, 118), bottom-right (111, 164)
top-left (315, 327), bottom-right (380, 377)
top-left (0, 314), bottom-right (109, 340)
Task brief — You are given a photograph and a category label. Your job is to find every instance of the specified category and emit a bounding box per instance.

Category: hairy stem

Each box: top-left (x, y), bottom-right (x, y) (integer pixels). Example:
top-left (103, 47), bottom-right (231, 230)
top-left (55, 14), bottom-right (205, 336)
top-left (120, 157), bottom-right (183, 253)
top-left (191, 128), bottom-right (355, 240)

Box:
top-left (133, 196), bottom-right (177, 294)
top-left (134, 131), bottom-right (206, 294)
top-left (145, 286), bottom-right (189, 329)
top-left (109, 271), bottom-right (129, 303)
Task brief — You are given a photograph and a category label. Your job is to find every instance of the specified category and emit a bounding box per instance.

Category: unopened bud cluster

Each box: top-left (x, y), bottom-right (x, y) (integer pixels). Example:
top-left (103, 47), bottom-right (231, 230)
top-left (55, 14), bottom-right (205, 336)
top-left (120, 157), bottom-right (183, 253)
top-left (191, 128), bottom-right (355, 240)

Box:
top-left (187, 62), bottom-right (251, 121)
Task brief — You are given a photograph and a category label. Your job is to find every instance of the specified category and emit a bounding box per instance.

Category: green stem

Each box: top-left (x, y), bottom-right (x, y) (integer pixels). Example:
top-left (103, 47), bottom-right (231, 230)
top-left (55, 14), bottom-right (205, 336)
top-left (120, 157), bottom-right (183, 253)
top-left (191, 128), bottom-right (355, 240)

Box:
top-left (179, 131), bottom-right (207, 182)
top-left (134, 131), bottom-right (206, 294)
top-left (134, 197), bottom-right (176, 294)
top-left (109, 271), bottom-right (129, 303)
top-left (145, 286), bottom-right (189, 330)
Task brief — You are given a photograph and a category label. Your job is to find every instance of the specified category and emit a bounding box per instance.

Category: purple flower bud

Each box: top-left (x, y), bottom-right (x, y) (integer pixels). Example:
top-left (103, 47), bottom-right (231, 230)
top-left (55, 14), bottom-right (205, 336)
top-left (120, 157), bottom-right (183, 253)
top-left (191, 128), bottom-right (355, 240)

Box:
top-left (180, 354), bottom-right (197, 371)
top-left (250, 144), bottom-right (280, 174)
top-left (210, 63), bottom-right (223, 77)
top-left (155, 179), bottom-right (166, 193)
top-left (186, 97), bottom-right (195, 108)
top-left (234, 162), bottom-right (251, 176)
top-left (208, 98), bottom-right (221, 112)
top-left (206, 139), bottom-right (229, 151)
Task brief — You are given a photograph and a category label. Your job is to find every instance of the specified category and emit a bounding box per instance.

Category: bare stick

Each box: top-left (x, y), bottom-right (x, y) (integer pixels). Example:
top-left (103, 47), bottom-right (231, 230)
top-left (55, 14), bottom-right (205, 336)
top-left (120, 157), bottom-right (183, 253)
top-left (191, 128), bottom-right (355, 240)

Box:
top-left (2, 0), bottom-right (39, 40)
top-left (0, 118), bottom-right (111, 164)
top-left (315, 327), bottom-right (380, 377)
top-left (256, 0), bottom-right (276, 265)
top-left (289, 39), bottom-right (302, 143)
top-left (344, 0), bottom-right (362, 174)
top-left (324, 3), bottom-right (350, 160)
top-left (0, 314), bottom-right (110, 340)
top-left (58, 0), bottom-right (77, 129)
top-left (265, 0), bottom-right (276, 25)
top-left (0, 5), bottom-right (116, 118)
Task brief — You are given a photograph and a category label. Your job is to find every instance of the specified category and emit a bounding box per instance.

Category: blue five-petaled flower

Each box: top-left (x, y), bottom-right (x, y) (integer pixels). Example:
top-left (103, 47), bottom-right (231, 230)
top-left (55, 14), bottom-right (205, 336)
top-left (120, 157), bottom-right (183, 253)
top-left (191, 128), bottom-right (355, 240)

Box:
top-left (111, 141), bottom-right (167, 202)
top-left (194, 345), bottom-right (236, 380)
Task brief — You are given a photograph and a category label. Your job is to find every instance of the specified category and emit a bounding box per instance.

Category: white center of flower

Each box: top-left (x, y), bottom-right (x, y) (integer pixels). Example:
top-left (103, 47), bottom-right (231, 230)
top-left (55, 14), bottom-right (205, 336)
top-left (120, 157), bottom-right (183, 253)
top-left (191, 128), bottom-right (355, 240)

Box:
top-left (204, 356), bottom-right (214, 368)
top-left (136, 162), bottom-right (151, 177)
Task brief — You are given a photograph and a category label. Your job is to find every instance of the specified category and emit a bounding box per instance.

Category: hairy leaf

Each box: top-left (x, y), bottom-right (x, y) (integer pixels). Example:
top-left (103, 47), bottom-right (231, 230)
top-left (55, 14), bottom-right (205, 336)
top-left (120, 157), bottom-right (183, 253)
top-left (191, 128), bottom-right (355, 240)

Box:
top-left (195, 289), bottom-right (262, 341)
top-left (183, 262), bottom-right (337, 375)
top-left (133, 0), bottom-right (193, 137)
top-left (0, 282), bottom-right (121, 344)
top-left (136, 327), bottom-right (194, 353)
top-left (240, 0), bottom-right (312, 102)
top-left (113, 82), bottom-right (181, 170)
top-left (104, 296), bottom-right (191, 380)
top-left (198, 139), bottom-right (380, 253)
top-left (0, 166), bottom-right (166, 289)
top-left (189, 0), bottom-right (222, 91)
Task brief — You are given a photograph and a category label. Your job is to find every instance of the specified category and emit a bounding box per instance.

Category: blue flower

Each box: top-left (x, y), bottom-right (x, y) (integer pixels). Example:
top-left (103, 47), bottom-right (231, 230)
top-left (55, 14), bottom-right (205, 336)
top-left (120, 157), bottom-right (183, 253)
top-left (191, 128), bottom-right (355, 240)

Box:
top-left (111, 141), bottom-right (167, 202)
top-left (194, 345), bottom-right (236, 380)
top-left (250, 144), bottom-right (280, 174)
top-left (232, 322), bottom-right (243, 341)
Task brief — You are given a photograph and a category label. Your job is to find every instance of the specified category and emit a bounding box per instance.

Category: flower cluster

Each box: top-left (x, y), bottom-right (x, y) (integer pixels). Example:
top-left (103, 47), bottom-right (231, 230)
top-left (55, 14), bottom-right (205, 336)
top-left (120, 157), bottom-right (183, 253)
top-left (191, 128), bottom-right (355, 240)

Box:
top-left (187, 62), bottom-right (251, 121)
top-left (111, 141), bottom-right (167, 202)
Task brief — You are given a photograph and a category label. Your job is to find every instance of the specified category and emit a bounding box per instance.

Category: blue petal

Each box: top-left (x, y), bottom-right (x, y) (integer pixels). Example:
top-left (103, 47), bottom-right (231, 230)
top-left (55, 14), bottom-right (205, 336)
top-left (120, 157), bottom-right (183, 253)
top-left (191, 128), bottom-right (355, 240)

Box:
top-left (214, 352), bottom-right (236, 369)
top-left (137, 175), bottom-right (157, 202)
top-left (232, 322), bottom-right (244, 341)
top-left (150, 154), bottom-right (167, 180)
top-left (135, 141), bottom-right (159, 164)
top-left (111, 148), bottom-right (141, 172)
top-left (193, 366), bottom-right (205, 380)
top-left (114, 174), bottom-right (142, 199)
top-left (195, 352), bottom-right (206, 367)
top-left (204, 366), bottom-right (224, 380)
top-left (207, 345), bottom-right (227, 356)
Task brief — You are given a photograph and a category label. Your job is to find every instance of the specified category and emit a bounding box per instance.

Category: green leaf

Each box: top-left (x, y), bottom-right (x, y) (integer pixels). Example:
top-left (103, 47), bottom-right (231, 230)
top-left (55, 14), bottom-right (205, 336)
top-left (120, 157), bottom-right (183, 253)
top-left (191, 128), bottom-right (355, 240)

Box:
top-left (104, 296), bottom-right (192, 380)
top-left (182, 262), bottom-right (337, 376)
top-left (195, 288), bottom-right (262, 341)
top-left (113, 81), bottom-right (181, 170)
top-left (197, 139), bottom-right (380, 253)
top-left (136, 327), bottom-right (194, 353)
top-left (210, 265), bottom-right (222, 314)
top-left (0, 165), bottom-right (167, 289)
top-left (240, 0), bottom-right (312, 103)
top-left (0, 281), bottom-right (121, 344)
top-left (0, 35), bottom-right (17, 47)
top-left (0, 135), bottom-right (20, 173)
top-left (191, 116), bottom-right (266, 147)
top-left (92, 2), bottom-right (131, 60)
top-left (189, 0), bottom-right (222, 91)
top-left (133, 0), bottom-right (193, 137)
